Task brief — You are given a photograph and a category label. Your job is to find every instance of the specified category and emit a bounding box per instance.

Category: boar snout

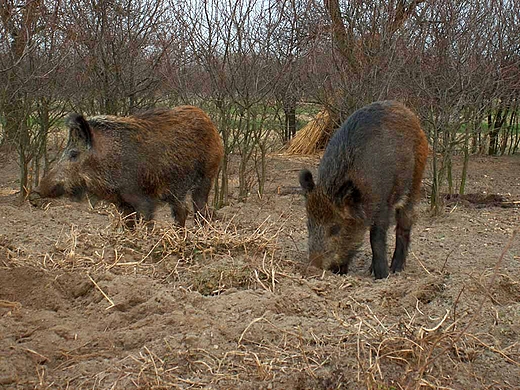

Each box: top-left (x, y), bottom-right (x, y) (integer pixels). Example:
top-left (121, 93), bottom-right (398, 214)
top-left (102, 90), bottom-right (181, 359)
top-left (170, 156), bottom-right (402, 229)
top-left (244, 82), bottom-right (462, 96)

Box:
top-left (28, 183), bottom-right (65, 207)
top-left (28, 190), bottom-right (44, 207)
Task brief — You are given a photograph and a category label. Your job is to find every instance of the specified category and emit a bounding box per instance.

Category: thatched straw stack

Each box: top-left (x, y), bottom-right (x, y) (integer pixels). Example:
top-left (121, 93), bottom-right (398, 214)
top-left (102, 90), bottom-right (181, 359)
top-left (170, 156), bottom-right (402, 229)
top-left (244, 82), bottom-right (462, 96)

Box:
top-left (285, 110), bottom-right (336, 155)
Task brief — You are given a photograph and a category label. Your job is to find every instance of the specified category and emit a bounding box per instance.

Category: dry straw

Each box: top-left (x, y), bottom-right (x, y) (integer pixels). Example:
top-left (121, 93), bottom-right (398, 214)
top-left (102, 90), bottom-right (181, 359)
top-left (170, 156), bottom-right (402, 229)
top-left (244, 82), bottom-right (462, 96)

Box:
top-left (285, 110), bottom-right (335, 155)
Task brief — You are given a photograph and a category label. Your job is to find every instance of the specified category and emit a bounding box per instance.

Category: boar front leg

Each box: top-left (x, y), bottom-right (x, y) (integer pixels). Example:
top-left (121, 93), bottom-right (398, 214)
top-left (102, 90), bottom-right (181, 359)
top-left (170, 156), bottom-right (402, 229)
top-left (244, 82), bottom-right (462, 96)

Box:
top-left (369, 209), bottom-right (390, 279)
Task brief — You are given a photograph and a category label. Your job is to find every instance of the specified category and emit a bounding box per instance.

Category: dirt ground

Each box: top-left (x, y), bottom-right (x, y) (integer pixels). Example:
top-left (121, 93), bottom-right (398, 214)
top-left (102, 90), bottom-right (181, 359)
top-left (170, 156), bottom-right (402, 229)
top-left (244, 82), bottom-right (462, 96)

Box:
top-left (0, 149), bottom-right (519, 389)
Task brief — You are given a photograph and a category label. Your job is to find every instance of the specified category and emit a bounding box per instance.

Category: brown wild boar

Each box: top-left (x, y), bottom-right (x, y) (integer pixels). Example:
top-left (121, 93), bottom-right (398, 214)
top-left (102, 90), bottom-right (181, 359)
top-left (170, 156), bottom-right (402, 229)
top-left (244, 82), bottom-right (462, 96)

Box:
top-left (299, 101), bottom-right (428, 279)
top-left (29, 106), bottom-right (224, 227)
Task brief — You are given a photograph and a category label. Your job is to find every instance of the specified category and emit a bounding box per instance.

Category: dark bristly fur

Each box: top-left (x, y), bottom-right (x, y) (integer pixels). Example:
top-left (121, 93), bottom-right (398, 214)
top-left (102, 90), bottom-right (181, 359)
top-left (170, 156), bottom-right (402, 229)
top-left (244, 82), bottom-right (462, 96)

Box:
top-left (29, 106), bottom-right (224, 227)
top-left (299, 101), bottom-right (429, 279)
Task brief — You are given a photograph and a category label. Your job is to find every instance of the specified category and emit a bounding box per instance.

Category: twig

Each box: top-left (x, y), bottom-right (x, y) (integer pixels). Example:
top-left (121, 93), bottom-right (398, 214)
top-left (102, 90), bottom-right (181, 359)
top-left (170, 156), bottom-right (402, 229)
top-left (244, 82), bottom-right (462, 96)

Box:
top-left (452, 285), bottom-right (465, 322)
top-left (440, 248), bottom-right (456, 273)
top-left (413, 252), bottom-right (431, 275)
top-left (465, 334), bottom-right (520, 367)
top-left (418, 309), bottom-right (449, 337)
top-left (0, 300), bottom-right (22, 310)
top-left (87, 274), bottom-right (115, 309)
top-left (238, 315), bottom-right (266, 347)
top-left (22, 347), bottom-right (49, 362)
top-left (143, 346), bottom-right (161, 386)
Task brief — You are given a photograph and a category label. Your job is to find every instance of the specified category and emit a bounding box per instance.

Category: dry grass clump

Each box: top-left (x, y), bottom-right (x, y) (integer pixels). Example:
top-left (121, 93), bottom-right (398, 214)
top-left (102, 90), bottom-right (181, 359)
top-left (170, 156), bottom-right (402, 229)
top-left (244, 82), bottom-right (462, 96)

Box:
top-left (72, 218), bottom-right (272, 269)
top-left (115, 315), bottom-right (350, 388)
top-left (5, 209), bottom-right (284, 296)
top-left (285, 110), bottom-right (335, 155)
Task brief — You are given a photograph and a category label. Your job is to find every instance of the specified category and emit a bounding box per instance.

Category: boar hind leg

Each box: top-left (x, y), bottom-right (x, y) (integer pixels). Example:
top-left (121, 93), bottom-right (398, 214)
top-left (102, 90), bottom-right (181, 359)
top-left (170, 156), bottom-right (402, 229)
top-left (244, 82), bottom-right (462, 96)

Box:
top-left (192, 177), bottom-right (212, 224)
top-left (332, 261), bottom-right (350, 275)
top-left (390, 203), bottom-right (415, 273)
top-left (370, 220), bottom-right (390, 279)
top-left (118, 203), bottom-right (138, 228)
top-left (120, 193), bottom-right (156, 223)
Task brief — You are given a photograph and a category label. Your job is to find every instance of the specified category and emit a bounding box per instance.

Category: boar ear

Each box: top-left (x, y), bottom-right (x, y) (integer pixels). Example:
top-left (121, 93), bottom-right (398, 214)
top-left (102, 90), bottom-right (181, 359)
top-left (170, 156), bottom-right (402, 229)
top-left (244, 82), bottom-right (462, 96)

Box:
top-left (335, 181), bottom-right (365, 221)
top-left (66, 113), bottom-right (92, 148)
top-left (334, 180), bottom-right (361, 205)
top-left (299, 169), bottom-right (315, 193)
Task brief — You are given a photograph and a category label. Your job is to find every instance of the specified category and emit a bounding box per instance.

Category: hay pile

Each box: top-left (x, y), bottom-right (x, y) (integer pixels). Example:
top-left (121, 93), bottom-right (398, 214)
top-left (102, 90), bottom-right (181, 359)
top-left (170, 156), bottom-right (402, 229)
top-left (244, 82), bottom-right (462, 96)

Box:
top-left (286, 110), bottom-right (336, 155)
top-left (12, 213), bottom-right (282, 288)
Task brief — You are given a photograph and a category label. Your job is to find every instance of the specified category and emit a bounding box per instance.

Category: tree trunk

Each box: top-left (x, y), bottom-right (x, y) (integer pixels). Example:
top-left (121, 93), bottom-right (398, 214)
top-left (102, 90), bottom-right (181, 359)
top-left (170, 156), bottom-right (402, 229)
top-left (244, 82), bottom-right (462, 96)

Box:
top-left (488, 108), bottom-right (507, 155)
top-left (323, 0), bottom-right (354, 66)
top-left (283, 102), bottom-right (297, 143)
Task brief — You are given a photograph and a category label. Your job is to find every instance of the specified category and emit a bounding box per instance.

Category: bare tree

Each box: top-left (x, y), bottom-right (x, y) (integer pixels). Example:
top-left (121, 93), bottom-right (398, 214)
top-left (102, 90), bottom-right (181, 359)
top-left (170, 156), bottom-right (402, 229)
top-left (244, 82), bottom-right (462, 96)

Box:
top-left (2, 0), bottom-right (517, 207)
top-left (0, 0), bottom-right (69, 197)
top-left (63, 0), bottom-right (171, 115)
top-left (170, 0), bottom-right (300, 204)
top-left (405, 0), bottom-right (519, 211)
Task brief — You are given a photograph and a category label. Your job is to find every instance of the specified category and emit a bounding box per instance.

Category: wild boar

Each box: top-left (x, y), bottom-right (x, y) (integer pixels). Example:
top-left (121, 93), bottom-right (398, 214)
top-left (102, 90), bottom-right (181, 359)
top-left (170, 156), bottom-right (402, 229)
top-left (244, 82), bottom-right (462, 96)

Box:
top-left (29, 106), bottom-right (224, 227)
top-left (299, 101), bottom-right (428, 279)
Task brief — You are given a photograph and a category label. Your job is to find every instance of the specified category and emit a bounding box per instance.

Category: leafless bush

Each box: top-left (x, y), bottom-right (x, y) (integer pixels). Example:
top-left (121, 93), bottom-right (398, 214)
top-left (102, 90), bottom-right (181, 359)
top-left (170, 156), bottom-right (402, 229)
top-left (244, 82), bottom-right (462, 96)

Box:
top-left (1, 0), bottom-right (518, 208)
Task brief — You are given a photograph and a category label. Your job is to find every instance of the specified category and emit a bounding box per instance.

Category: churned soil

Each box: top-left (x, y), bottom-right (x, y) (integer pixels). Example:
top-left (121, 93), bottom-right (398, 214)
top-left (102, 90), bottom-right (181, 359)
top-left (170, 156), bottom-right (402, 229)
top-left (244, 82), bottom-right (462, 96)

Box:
top-left (0, 148), bottom-right (519, 389)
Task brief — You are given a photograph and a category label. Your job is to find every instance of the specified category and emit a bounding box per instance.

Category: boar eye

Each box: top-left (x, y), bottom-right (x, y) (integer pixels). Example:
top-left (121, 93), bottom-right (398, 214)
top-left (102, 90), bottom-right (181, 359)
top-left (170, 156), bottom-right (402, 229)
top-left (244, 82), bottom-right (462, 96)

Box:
top-left (329, 224), bottom-right (341, 236)
top-left (69, 149), bottom-right (79, 161)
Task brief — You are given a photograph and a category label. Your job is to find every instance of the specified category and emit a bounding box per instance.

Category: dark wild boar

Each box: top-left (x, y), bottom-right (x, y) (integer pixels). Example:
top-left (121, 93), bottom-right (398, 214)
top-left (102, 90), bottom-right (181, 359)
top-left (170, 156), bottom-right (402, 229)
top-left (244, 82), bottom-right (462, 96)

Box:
top-left (299, 101), bottom-right (428, 279)
top-left (29, 106), bottom-right (224, 227)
